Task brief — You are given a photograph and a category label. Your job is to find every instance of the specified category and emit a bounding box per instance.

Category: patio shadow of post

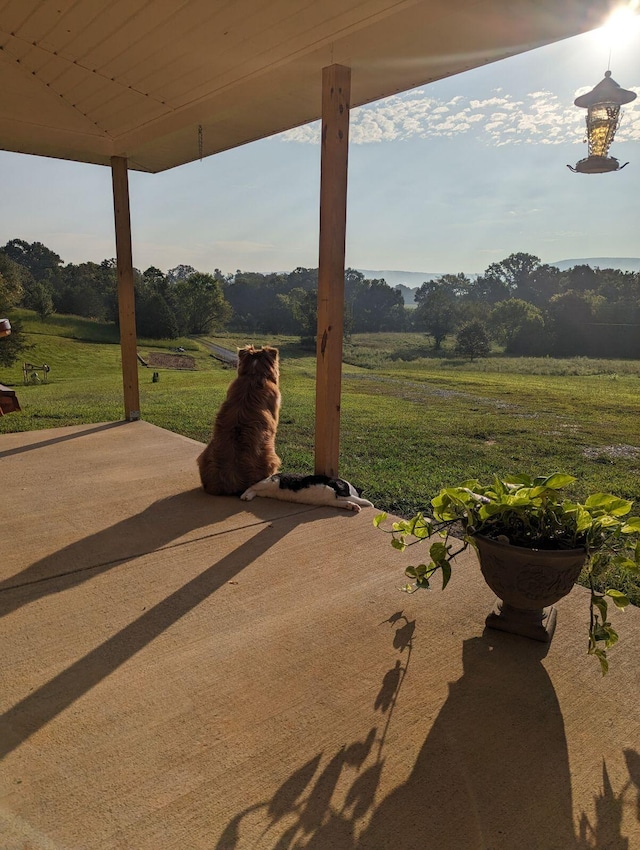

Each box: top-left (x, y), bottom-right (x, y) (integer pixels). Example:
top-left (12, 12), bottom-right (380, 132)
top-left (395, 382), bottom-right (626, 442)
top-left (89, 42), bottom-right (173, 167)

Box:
top-left (0, 511), bottom-right (315, 759)
top-left (0, 421), bottom-right (129, 460)
top-left (0, 489), bottom-right (314, 618)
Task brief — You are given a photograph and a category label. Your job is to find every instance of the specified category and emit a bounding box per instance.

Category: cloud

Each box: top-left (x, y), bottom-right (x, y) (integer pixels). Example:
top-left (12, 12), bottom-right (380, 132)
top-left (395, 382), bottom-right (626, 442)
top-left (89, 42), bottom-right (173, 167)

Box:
top-left (280, 86), bottom-right (640, 147)
top-left (282, 123), bottom-right (320, 144)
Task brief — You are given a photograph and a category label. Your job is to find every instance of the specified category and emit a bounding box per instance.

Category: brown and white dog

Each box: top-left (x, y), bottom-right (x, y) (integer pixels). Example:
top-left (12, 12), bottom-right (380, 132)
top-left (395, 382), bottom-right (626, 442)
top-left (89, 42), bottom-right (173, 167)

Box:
top-left (197, 345), bottom-right (281, 495)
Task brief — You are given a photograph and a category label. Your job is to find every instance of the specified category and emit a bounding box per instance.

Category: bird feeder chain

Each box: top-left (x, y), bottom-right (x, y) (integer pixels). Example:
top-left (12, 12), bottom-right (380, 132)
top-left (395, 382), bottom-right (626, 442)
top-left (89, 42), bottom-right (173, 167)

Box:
top-left (198, 124), bottom-right (203, 161)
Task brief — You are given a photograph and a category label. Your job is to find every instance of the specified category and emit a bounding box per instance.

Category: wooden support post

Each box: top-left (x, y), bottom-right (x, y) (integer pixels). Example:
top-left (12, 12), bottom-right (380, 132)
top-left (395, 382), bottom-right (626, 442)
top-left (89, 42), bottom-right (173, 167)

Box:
top-left (315, 64), bottom-right (351, 476)
top-left (111, 156), bottom-right (140, 421)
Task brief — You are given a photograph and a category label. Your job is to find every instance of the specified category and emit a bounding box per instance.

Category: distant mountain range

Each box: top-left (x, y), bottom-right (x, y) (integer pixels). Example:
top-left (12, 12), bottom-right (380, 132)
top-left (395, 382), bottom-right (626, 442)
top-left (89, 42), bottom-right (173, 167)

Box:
top-left (358, 258), bottom-right (640, 306)
top-left (549, 257), bottom-right (640, 273)
top-left (357, 269), bottom-right (445, 288)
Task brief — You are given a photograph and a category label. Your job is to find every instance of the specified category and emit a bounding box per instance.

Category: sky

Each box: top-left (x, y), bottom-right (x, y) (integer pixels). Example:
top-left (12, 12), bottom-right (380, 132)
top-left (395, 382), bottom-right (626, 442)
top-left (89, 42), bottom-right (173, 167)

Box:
top-left (1, 13), bottom-right (639, 277)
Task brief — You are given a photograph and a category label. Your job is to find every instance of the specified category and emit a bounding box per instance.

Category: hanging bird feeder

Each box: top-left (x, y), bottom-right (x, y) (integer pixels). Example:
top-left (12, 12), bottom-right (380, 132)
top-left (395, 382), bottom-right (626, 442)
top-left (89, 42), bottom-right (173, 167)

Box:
top-left (568, 70), bottom-right (637, 173)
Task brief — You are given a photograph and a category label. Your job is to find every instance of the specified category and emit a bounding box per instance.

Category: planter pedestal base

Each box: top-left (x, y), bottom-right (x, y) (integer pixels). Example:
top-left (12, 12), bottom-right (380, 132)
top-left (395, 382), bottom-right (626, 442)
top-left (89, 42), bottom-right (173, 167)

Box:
top-left (485, 601), bottom-right (557, 643)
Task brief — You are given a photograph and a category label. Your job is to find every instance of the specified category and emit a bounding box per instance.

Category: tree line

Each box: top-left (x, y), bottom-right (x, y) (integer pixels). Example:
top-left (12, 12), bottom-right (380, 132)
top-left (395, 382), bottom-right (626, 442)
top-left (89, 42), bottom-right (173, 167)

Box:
top-left (2, 238), bottom-right (640, 366)
top-left (412, 253), bottom-right (640, 359)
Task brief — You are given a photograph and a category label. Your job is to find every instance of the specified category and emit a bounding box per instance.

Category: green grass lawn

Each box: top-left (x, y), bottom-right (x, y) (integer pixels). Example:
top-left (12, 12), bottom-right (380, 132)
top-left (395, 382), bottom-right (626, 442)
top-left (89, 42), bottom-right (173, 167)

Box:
top-left (3, 316), bottom-right (639, 603)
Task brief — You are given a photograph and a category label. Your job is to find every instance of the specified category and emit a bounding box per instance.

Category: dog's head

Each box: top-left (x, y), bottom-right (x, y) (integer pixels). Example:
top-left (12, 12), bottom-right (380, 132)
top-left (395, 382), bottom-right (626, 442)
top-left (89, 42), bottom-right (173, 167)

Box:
top-left (237, 345), bottom-right (279, 382)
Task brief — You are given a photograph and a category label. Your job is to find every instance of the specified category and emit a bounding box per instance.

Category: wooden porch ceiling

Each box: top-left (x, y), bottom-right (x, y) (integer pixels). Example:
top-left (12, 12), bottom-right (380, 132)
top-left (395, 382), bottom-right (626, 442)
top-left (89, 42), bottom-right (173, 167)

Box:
top-left (0, 0), bottom-right (615, 173)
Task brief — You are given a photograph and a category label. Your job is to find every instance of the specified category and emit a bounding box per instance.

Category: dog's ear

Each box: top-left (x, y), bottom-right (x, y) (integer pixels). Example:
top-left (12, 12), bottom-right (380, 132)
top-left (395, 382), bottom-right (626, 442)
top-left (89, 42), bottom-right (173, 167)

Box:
top-left (237, 345), bottom-right (255, 360)
top-left (263, 346), bottom-right (279, 363)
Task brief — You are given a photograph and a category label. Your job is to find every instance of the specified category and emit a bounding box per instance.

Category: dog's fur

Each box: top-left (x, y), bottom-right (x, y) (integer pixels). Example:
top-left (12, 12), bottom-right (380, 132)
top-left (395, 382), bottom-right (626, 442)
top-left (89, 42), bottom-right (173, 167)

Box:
top-left (197, 345), bottom-right (281, 495)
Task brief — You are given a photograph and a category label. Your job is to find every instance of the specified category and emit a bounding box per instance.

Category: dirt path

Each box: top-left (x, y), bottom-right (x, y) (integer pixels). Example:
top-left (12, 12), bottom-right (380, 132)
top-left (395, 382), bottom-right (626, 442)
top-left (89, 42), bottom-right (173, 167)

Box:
top-left (195, 339), bottom-right (238, 366)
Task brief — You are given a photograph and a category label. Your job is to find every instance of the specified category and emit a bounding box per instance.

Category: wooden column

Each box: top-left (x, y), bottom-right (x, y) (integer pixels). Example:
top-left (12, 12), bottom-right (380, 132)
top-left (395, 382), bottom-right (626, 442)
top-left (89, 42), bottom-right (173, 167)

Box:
top-left (111, 156), bottom-right (140, 421)
top-left (314, 64), bottom-right (351, 476)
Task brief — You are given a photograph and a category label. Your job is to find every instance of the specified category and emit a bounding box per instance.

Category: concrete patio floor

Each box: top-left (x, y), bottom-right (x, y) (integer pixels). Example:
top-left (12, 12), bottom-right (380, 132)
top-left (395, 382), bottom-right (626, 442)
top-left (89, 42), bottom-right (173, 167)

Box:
top-left (1, 421), bottom-right (639, 849)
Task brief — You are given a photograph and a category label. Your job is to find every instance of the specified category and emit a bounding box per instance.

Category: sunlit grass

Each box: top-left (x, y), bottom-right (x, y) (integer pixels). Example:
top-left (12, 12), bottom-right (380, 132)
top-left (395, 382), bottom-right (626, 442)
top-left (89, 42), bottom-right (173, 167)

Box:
top-left (2, 319), bottom-right (640, 604)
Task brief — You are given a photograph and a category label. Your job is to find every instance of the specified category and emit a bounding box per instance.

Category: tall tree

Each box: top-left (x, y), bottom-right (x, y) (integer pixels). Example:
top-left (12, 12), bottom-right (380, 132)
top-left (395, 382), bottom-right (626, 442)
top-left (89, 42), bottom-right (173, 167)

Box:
top-left (0, 252), bottom-right (26, 311)
top-left (347, 277), bottom-right (406, 333)
top-left (412, 280), bottom-right (459, 349)
top-left (547, 290), bottom-right (597, 356)
top-left (2, 239), bottom-right (62, 282)
top-left (287, 267), bottom-right (318, 292)
top-left (174, 272), bottom-right (231, 335)
top-left (516, 264), bottom-right (561, 306)
top-left (0, 256), bottom-right (29, 366)
top-left (437, 272), bottom-right (473, 299)
top-left (56, 261), bottom-right (118, 319)
top-left (24, 281), bottom-right (55, 319)
top-left (464, 273), bottom-right (510, 304)
top-left (488, 298), bottom-right (545, 354)
top-left (167, 264), bottom-right (199, 283)
top-left (485, 252), bottom-right (541, 296)
top-left (136, 291), bottom-right (178, 339)
top-left (558, 264), bottom-right (599, 294)
top-left (293, 289), bottom-right (317, 341)
top-left (455, 320), bottom-right (490, 360)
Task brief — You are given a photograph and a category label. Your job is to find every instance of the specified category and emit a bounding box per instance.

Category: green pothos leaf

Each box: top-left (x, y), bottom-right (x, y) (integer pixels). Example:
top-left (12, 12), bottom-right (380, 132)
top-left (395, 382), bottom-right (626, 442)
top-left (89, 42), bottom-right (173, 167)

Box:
top-left (429, 541), bottom-right (448, 563)
top-left (441, 561), bottom-right (452, 590)
top-left (541, 473), bottom-right (577, 490)
top-left (605, 589), bottom-right (630, 609)
top-left (590, 647), bottom-right (609, 676)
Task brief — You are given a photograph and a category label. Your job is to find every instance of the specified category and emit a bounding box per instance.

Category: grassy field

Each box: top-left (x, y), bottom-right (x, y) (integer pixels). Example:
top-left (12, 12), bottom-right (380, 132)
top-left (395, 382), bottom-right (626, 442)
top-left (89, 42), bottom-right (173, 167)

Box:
top-left (3, 314), bottom-right (640, 602)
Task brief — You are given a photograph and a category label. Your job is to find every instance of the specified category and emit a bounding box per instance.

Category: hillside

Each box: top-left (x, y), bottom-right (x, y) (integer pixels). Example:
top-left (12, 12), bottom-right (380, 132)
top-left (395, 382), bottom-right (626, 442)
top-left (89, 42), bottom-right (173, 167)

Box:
top-left (550, 258), bottom-right (640, 273)
top-left (357, 269), bottom-right (444, 287)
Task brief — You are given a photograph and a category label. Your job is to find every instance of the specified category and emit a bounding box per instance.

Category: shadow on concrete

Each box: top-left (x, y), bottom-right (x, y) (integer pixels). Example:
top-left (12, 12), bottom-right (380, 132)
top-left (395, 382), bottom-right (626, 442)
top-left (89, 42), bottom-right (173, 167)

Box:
top-left (625, 748), bottom-right (640, 821)
top-left (0, 488), bottom-right (315, 618)
top-left (0, 510), bottom-right (316, 759)
top-left (358, 634), bottom-right (575, 849)
top-left (0, 420), bottom-right (128, 459)
top-left (214, 632), bottom-right (636, 849)
top-left (213, 610), bottom-right (414, 849)
top-left (576, 749), bottom-right (640, 850)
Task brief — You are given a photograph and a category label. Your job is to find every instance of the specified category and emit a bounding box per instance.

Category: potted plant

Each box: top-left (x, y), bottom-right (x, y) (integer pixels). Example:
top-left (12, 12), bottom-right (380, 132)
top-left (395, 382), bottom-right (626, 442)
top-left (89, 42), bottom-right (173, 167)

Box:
top-left (375, 473), bottom-right (640, 674)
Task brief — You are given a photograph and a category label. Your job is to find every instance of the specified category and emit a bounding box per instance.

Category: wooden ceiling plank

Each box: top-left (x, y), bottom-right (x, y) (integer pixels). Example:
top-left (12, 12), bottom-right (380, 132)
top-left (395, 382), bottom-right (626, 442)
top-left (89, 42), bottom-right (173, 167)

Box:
top-left (14, 0), bottom-right (79, 43)
top-left (59, 0), bottom-right (150, 65)
top-left (0, 44), bottom-right (105, 126)
top-left (25, 0), bottom-right (136, 65)
top-left (0, 0), bottom-right (40, 37)
top-left (119, 0), bottom-right (319, 93)
top-left (94, 0), bottom-right (237, 84)
top-left (0, 32), bottom-right (31, 59)
top-left (9, 40), bottom-right (52, 72)
top-left (74, 83), bottom-right (140, 119)
top-left (0, 54), bottom-right (112, 136)
top-left (145, 0), bottom-right (335, 90)
top-left (143, 0), bottom-right (420, 106)
top-left (75, 0), bottom-right (191, 73)
top-left (30, 1), bottom-right (112, 61)
top-left (37, 52), bottom-right (88, 85)
top-left (58, 73), bottom-right (115, 107)
top-left (100, 99), bottom-right (169, 137)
